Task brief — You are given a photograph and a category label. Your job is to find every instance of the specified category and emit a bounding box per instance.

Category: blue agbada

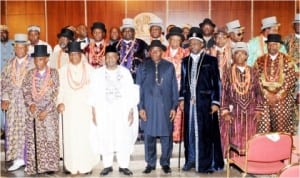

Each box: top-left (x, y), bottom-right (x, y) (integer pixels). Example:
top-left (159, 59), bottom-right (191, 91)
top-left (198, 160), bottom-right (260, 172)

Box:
top-left (136, 58), bottom-right (178, 136)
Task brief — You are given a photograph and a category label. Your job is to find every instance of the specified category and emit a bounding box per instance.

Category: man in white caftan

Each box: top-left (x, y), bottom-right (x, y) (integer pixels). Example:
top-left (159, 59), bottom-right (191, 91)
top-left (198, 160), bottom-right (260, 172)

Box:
top-left (57, 41), bottom-right (97, 175)
top-left (89, 45), bottom-right (139, 176)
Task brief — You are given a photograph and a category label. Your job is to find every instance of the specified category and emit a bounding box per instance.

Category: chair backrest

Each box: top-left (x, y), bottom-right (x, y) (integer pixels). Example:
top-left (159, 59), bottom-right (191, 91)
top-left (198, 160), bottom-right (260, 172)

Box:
top-left (278, 163), bottom-right (300, 178)
top-left (247, 132), bottom-right (292, 162)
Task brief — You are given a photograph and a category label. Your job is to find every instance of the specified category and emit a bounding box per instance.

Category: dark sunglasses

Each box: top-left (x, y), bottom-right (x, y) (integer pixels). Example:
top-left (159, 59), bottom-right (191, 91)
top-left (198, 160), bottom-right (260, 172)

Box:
top-left (237, 32), bottom-right (244, 36)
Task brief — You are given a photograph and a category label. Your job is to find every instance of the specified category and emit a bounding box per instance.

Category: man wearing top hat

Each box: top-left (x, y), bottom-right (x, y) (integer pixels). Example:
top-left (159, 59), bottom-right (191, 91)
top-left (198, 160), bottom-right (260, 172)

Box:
top-left (162, 26), bottom-right (189, 142)
top-left (89, 45), bottom-right (139, 176)
top-left (284, 13), bottom-right (300, 118)
top-left (22, 45), bottom-right (60, 175)
top-left (49, 28), bottom-right (75, 69)
top-left (199, 18), bottom-right (216, 54)
top-left (114, 18), bottom-right (148, 81)
top-left (86, 22), bottom-right (107, 68)
top-left (27, 25), bottom-right (52, 56)
top-left (1, 33), bottom-right (34, 171)
top-left (146, 17), bottom-right (168, 46)
top-left (254, 34), bottom-right (296, 134)
top-left (57, 41), bottom-right (97, 175)
top-left (247, 16), bottom-right (286, 67)
top-left (136, 40), bottom-right (178, 174)
top-left (179, 27), bottom-right (224, 173)
top-left (226, 19), bottom-right (245, 47)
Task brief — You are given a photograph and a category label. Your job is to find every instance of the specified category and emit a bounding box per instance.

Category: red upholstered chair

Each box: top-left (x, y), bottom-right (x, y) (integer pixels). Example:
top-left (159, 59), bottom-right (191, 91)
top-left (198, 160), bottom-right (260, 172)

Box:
top-left (278, 163), bottom-right (300, 178)
top-left (226, 132), bottom-right (293, 178)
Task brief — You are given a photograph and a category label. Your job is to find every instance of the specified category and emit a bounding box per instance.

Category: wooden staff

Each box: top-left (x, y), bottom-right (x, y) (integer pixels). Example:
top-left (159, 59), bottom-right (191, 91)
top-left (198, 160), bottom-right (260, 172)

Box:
top-left (3, 110), bottom-right (7, 168)
top-left (33, 117), bottom-right (38, 175)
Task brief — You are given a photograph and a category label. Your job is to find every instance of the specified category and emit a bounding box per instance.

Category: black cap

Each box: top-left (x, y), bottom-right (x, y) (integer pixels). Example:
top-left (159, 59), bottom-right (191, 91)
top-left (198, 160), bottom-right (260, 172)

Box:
top-left (199, 18), bottom-right (216, 28)
top-left (148, 40), bottom-right (166, 51)
top-left (105, 45), bottom-right (119, 54)
top-left (31, 45), bottom-right (50, 57)
top-left (57, 28), bottom-right (74, 40)
top-left (67, 41), bottom-right (83, 53)
top-left (166, 26), bottom-right (184, 41)
top-left (91, 22), bottom-right (107, 33)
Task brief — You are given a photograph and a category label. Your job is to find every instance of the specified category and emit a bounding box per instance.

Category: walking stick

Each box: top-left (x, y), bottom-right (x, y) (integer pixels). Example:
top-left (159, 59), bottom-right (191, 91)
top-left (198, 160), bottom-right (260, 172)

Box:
top-left (3, 110), bottom-right (7, 168)
top-left (178, 111), bottom-right (184, 169)
top-left (33, 117), bottom-right (38, 175)
top-left (61, 112), bottom-right (66, 173)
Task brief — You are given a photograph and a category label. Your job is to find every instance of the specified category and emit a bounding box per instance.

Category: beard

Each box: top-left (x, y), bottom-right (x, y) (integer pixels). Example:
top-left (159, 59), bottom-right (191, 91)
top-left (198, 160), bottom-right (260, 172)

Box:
top-left (1, 35), bottom-right (8, 42)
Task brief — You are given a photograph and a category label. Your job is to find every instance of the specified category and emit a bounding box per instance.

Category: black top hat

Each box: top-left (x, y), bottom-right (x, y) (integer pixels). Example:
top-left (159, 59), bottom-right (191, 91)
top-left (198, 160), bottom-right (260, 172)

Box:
top-left (148, 40), bottom-right (166, 51)
top-left (166, 27), bottom-right (184, 41)
top-left (57, 28), bottom-right (74, 40)
top-left (91, 22), bottom-right (107, 33)
top-left (199, 18), bottom-right (216, 28)
top-left (265, 34), bottom-right (283, 44)
top-left (67, 41), bottom-right (83, 53)
top-left (31, 45), bottom-right (50, 57)
top-left (188, 27), bottom-right (204, 42)
top-left (105, 45), bottom-right (119, 54)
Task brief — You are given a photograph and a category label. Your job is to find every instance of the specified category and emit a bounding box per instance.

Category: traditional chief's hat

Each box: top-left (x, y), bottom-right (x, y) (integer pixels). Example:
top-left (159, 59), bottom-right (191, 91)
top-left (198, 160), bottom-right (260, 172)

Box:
top-left (188, 27), bottom-right (204, 42)
top-left (232, 42), bottom-right (248, 55)
top-left (67, 41), bottom-right (82, 53)
top-left (293, 13), bottom-right (300, 24)
top-left (261, 16), bottom-right (280, 30)
top-left (13, 34), bottom-right (29, 45)
top-left (149, 17), bottom-right (164, 30)
top-left (27, 25), bottom-right (41, 32)
top-left (0, 25), bottom-right (8, 31)
top-left (91, 22), bottom-right (107, 33)
top-left (265, 34), bottom-right (283, 44)
top-left (57, 28), bottom-right (74, 40)
top-left (120, 18), bottom-right (135, 31)
top-left (166, 26), bottom-right (184, 41)
top-left (148, 40), bottom-right (166, 51)
top-left (31, 45), bottom-right (50, 57)
top-left (226, 20), bottom-right (245, 33)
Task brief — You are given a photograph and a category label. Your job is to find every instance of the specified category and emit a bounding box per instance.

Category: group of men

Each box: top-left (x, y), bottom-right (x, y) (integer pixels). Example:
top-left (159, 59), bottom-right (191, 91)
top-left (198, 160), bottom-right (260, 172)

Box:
top-left (0, 13), bottom-right (299, 177)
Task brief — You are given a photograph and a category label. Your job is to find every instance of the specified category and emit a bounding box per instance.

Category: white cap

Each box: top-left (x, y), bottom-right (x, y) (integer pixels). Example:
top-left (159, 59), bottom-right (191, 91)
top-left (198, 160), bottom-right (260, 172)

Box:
top-left (120, 18), bottom-right (135, 31)
top-left (149, 17), bottom-right (163, 29)
top-left (232, 42), bottom-right (248, 55)
top-left (293, 13), bottom-right (300, 24)
top-left (14, 33), bottom-right (29, 45)
top-left (261, 16), bottom-right (280, 30)
top-left (226, 20), bottom-right (244, 33)
top-left (27, 25), bottom-right (41, 32)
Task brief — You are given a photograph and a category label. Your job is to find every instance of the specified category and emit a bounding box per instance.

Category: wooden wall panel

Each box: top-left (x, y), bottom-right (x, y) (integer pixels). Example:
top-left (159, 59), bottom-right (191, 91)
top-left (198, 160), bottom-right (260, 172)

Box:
top-left (47, 1), bottom-right (85, 46)
top-left (253, 1), bottom-right (295, 38)
top-left (1, 1), bottom-right (6, 25)
top-left (211, 1), bottom-right (251, 41)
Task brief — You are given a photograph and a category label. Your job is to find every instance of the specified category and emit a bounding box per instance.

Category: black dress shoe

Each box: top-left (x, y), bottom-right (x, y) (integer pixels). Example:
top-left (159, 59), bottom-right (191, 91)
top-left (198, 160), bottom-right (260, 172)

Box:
top-left (142, 165), bottom-right (155, 174)
top-left (162, 165), bottom-right (171, 174)
top-left (119, 168), bottom-right (133, 176)
top-left (45, 171), bottom-right (55, 175)
top-left (100, 167), bottom-right (113, 176)
top-left (182, 162), bottom-right (195, 171)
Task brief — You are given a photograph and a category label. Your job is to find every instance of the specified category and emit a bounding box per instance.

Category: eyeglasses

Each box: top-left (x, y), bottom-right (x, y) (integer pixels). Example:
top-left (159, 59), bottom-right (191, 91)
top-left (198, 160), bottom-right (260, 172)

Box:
top-left (236, 32), bottom-right (244, 36)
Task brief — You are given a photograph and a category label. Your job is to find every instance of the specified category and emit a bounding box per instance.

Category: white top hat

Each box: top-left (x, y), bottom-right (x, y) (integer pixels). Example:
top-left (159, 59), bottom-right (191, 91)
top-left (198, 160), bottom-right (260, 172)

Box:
top-left (120, 18), bottom-right (135, 31)
top-left (293, 13), bottom-right (300, 23)
top-left (149, 17), bottom-right (163, 29)
top-left (261, 16), bottom-right (280, 30)
top-left (27, 25), bottom-right (41, 32)
top-left (232, 42), bottom-right (248, 54)
top-left (226, 20), bottom-right (244, 33)
top-left (14, 34), bottom-right (29, 45)
top-left (0, 25), bottom-right (8, 31)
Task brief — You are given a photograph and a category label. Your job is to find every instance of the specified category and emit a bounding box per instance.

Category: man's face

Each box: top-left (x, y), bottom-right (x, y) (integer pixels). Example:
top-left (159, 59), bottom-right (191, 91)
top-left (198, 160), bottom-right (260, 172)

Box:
top-left (149, 46), bottom-right (163, 62)
top-left (182, 28), bottom-right (190, 40)
top-left (150, 26), bottom-right (162, 39)
top-left (105, 52), bottom-right (119, 69)
top-left (201, 24), bottom-right (214, 36)
top-left (69, 52), bottom-right (81, 65)
top-left (110, 27), bottom-right (120, 41)
top-left (267, 42), bottom-right (280, 55)
top-left (92, 28), bottom-right (105, 42)
top-left (215, 33), bottom-right (228, 48)
top-left (229, 30), bottom-right (244, 42)
top-left (15, 43), bottom-right (28, 58)
top-left (28, 30), bottom-right (40, 45)
top-left (294, 23), bottom-right (300, 34)
top-left (189, 39), bottom-right (203, 54)
top-left (1, 30), bottom-right (8, 42)
top-left (34, 56), bottom-right (48, 70)
top-left (58, 36), bottom-right (69, 49)
top-left (77, 25), bottom-right (88, 38)
top-left (233, 50), bottom-right (248, 65)
top-left (122, 28), bottom-right (135, 40)
top-left (169, 35), bottom-right (182, 49)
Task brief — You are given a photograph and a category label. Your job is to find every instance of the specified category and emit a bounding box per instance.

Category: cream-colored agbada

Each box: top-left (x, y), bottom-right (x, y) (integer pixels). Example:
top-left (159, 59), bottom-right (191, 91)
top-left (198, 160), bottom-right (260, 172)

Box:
top-left (57, 57), bottom-right (98, 174)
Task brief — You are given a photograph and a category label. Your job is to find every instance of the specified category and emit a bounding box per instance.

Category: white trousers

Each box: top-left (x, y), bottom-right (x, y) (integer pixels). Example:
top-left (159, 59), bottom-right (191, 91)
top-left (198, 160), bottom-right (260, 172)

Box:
top-left (102, 151), bottom-right (130, 168)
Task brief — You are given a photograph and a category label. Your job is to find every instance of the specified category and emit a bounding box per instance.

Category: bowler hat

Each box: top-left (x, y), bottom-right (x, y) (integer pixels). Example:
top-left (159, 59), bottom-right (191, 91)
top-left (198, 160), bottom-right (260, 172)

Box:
top-left (57, 28), bottom-right (74, 40)
top-left (148, 40), bottom-right (166, 51)
top-left (199, 18), bottom-right (216, 28)
top-left (91, 22), bottom-right (107, 33)
top-left (67, 41), bottom-right (82, 53)
top-left (31, 45), bottom-right (50, 57)
top-left (265, 34), bottom-right (283, 44)
top-left (166, 26), bottom-right (184, 41)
